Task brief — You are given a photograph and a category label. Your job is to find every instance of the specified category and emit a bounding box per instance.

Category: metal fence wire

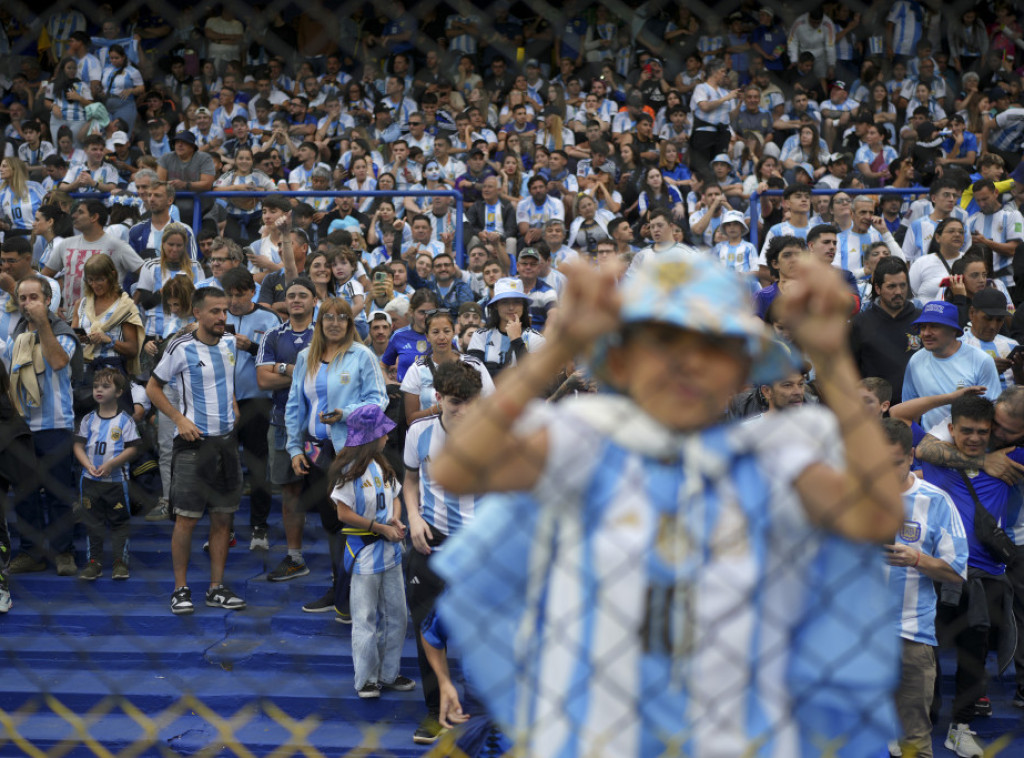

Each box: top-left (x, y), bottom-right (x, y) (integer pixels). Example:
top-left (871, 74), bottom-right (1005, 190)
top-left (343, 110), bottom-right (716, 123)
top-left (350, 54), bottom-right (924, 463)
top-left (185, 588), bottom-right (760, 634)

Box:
top-left (2, 0), bottom-right (1024, 757)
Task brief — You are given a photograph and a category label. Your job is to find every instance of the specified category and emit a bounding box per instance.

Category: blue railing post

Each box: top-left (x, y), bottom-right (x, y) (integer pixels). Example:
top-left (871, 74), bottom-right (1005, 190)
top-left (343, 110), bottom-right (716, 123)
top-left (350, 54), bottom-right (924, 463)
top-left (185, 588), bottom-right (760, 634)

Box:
top-left (749, 191), bottom-right (760, 251)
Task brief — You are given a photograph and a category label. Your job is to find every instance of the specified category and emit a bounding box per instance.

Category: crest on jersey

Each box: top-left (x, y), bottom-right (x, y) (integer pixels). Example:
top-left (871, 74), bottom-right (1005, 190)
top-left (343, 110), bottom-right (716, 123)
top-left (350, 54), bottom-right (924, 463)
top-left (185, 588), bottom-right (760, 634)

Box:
top-left (416, 340), bottom-right (428, 352)
top-left (906, 333), bottom-right (922, 352)
top-left (110, 429), bottom-right (121, 441)
top-left (899, 521), bottom-right (921, 543)
top-left (340, 372), bottom-right (351, 385)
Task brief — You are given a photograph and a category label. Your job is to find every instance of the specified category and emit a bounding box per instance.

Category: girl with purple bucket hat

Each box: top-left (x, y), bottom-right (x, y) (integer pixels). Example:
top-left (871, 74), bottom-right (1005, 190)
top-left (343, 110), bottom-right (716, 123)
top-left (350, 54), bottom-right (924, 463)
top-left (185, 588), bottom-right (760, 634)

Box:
top-left (328, 404), bottom-right (416, 698)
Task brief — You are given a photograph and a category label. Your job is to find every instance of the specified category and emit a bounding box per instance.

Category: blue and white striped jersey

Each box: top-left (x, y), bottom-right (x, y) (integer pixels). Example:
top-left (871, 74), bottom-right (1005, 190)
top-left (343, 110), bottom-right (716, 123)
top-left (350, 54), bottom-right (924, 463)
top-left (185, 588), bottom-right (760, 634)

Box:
top-left (227, 305), bottom-right (280, 400)
top-left (53, 82), bottom-right (91, 122)
top-left (434, 398), bottom-right (899, 758)
top-left (100, 64), bottom-right (143, 97)
top-left (836, 226), bottom-right (883, 272)
top-left (988, 108), bottom-right (1024, 152)
top-left (332, 460), bottom-right (403, 574)
top-left (153, 332), bottom-right (238, 436)
top-left (76, 409), bottom-right (141, 483)
top-left (967, 207), bottom-right (1024, 282)
top-left (16, 140), bottom-right (55, 167)
top-left (757, 220), bottom-right (812, 265)
top-left (886, 1), bottom-right (923, 57)
top-left (11, 331), bottom-right (76, 432)
top-left (0, 182), bottom-right (45, 230)
top-left (961, 329), bottom-right (1019, 390)
top-left (516, 196), bottom-right (564, 229)
top-left (62, 163), bottom-right (121, 191)
top-left (886, 478), bottom-right (968, 645)
top-left (712, 240), bottom-right (758, 273)
top-left (404, 416), bottom-right (482, 536)
top-left (400, 354), bottom-right (494, 410)
top-left (73, 53), bottom-right (103, 84)
top-left (467, 327), bottom-right (545, 372)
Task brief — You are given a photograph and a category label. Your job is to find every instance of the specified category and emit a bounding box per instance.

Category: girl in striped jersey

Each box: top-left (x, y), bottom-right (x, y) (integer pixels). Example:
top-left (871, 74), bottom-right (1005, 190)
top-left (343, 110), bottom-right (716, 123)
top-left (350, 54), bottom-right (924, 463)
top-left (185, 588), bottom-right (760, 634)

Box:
top-left (431, 255), bottom-right (906, 758)
top-left (135, 224), bottom-right (203, 339)
top-left (467, 278), bottom-right (546, 378)
top-left (45, 58), bottom-right (93, 148)
top-left (0, 158), bottom-right (45, 236)
top-left (329, 404), bottom-right (411, 698)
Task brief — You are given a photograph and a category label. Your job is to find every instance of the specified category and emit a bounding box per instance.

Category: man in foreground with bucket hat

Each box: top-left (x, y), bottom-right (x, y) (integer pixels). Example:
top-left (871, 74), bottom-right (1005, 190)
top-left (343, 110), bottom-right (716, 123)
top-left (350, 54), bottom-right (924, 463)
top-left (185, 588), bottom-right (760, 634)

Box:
top-left (430, 253), bottom-right (906, 757)
top-left (902, 301), bottom-right (1002, 430)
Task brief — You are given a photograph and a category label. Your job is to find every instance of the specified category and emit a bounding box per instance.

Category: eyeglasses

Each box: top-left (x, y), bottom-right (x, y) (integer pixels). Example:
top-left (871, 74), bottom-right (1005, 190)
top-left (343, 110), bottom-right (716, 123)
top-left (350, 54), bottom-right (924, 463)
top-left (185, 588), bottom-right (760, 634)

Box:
top-left (833, 198), bottom-right (852, 205)
top-left (320, 313), bottom-right (350, 323)
top-left (409, 121), bottom-right (422, 126)
top-left (209, 256), bottom-right (230, 263)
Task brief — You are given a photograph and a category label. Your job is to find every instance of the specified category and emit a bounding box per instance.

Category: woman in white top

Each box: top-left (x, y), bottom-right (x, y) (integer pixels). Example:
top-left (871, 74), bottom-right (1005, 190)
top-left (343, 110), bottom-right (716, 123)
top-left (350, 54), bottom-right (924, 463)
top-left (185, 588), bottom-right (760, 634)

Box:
top-left (401, 309), bottom-right (494, 422)
top-left (345, 155), bottom-right (377, 214)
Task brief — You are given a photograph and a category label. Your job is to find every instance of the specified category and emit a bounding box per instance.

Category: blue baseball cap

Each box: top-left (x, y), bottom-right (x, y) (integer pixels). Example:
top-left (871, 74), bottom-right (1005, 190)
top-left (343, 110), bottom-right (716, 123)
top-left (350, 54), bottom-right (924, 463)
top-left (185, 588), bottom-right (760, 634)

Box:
top-left (913, 301), bottom-right (962, 333)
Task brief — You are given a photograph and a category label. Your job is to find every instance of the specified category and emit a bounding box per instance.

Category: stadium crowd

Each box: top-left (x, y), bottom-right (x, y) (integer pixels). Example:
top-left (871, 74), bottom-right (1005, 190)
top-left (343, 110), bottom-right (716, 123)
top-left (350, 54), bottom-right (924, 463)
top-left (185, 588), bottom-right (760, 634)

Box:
top-left (3, 0), bottom-right (1024, 756)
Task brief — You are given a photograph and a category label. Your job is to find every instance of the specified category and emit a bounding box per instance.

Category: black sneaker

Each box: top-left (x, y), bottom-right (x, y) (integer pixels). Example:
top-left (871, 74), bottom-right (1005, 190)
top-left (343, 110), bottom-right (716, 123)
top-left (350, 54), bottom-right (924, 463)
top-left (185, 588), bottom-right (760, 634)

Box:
top-left (1013, 688), bottom-right (1024, 708)
top-left (268, 556), bottom-right (310, 582)
top-left (381, 675), bottom-right (416, 692)
top-left (205, 585), bottom-right (246, 610)
top-left (971, 696), bottom-right (993, 717)
top-left (412, 714), bottom-right (445, 745)
top-left (334, 607), bottom-right (352, 624)
top-left (357, 682), bottom-right (381, 699)
top-left (302, 586), bottom-right (335, 613)
top-left (171, 586), bottom-right (194, 615)
top-left (249, 525), bottom-right (269, 551)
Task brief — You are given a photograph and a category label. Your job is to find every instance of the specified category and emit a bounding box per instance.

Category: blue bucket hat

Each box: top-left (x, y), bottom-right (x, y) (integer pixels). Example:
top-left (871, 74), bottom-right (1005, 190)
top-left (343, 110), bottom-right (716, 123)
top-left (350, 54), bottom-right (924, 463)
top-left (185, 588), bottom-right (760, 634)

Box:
top-left (913, 301), bottom-right (962, 333)
top-left (344, 405), bottom-right (396, 447)
top-left (611, 248), bottom-right (802, 384)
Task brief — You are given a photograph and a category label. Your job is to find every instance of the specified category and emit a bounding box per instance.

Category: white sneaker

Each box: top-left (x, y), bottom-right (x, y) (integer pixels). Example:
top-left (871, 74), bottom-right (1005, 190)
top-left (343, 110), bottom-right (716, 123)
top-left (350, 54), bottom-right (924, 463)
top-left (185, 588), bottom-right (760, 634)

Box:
top-left (945, 723), bottom-right (984, 757)
top-left (0, 584), bottom-right (11, 613)
top-left (887, 739), bottom-right (902, 757)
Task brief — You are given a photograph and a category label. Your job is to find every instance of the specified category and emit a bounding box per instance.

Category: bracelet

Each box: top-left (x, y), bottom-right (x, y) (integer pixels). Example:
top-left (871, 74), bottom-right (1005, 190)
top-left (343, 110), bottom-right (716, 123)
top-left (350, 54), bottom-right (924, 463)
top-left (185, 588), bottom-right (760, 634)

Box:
top-left (913, 551), bottom-right (920, 568)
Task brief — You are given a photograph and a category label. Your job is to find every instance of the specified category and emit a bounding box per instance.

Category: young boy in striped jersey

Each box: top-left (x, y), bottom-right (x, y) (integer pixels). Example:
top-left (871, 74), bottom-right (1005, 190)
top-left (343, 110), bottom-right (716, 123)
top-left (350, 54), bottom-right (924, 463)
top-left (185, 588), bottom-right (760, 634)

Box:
top-left (404, 360), bottom-right (484, 744)
top-left (72, 368), bottom-right (141, 580)
top-left (880, 418), bottom-right (968, 758)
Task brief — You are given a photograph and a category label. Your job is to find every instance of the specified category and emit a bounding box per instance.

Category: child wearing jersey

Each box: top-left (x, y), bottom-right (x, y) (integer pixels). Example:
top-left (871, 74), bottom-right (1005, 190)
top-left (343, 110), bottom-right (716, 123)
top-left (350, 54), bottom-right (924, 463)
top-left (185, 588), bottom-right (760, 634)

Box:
top-left (332, 248), bottom-right (368, 339)
top-left (711, 210), bottom-right (758, 277)
top-left (329, 404), bottom-right (414, 698)
top-left (72, 369), bottom-right (141, 580)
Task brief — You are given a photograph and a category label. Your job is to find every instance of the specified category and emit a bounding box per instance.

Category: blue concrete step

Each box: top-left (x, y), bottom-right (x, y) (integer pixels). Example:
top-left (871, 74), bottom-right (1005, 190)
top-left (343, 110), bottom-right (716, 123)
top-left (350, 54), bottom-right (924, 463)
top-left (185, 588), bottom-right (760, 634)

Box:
top-left (0, 665), bottom-right (426, 720)
top-left (0, 712), bottom-right (430, 757)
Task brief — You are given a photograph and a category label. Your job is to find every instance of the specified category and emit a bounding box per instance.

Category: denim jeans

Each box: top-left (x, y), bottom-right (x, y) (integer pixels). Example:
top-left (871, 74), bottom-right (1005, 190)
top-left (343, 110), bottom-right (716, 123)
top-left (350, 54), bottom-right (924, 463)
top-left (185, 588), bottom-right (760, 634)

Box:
top-left (350, 563), bottom-right (407, 689)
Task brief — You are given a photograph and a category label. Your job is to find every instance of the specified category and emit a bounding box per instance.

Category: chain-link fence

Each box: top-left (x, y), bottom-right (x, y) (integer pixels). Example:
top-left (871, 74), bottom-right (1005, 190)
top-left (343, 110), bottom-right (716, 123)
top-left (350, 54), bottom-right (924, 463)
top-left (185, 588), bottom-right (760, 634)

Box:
top-left (3, 1), bottom-right (1024, 756)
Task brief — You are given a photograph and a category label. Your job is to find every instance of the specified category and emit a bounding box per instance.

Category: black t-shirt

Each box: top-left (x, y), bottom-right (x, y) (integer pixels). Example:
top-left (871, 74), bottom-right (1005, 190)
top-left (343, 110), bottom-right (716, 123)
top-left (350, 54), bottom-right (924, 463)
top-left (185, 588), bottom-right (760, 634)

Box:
top-left (258, 269), bottom-right (288, 306)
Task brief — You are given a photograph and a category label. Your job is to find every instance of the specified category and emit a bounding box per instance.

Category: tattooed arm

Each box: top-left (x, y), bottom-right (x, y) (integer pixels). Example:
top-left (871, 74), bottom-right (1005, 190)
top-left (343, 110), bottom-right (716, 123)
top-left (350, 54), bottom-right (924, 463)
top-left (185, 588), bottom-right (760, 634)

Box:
top-left (916, 434), bottom-right (1024, 485)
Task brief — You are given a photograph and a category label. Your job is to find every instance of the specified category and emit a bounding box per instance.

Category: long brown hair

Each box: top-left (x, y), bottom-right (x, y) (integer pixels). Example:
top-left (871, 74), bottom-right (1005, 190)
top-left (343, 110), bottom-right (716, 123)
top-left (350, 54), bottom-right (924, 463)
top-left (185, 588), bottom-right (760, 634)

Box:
top-left (328, 438), bottom-right (396, 488)
top-left (305, 297), bottom-right (355, 379)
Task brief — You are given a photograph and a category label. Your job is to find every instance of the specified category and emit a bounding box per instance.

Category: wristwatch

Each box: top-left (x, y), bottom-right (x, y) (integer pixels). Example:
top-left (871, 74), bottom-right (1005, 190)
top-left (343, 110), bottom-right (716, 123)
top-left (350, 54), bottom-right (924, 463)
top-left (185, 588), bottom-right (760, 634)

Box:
top-left (277, 362), bottom-right (287, 375)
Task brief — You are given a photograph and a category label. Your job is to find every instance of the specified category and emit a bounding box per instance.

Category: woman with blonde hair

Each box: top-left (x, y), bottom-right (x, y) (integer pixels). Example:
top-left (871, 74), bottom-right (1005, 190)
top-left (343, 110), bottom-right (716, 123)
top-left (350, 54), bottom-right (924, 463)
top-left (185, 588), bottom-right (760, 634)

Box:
top-left (72, 254), bottom-right (144, 391)
top-left (535, 113), bottom-right (574, 152)
top-left (134, 223), bottom-right (204, 338)
top-left (0, 157), bottom-right (45, 238)
top-left (283, 298), bottom-right (388, 610)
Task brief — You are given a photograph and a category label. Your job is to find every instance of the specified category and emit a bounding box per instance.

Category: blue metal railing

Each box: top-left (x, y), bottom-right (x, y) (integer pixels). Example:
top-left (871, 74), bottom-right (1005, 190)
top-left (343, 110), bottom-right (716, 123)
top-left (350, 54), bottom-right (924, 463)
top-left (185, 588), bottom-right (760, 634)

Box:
top-left (748, 186), bottom-right (931, 250)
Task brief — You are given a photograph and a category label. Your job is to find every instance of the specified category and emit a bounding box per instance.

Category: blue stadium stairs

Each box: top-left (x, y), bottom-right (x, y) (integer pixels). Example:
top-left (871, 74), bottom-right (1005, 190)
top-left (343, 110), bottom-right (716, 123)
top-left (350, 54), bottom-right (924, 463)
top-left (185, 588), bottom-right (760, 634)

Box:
top-left (3, 494), bottom-right (1024, 756)
top-left (0, 495), bottom-right (434, 757)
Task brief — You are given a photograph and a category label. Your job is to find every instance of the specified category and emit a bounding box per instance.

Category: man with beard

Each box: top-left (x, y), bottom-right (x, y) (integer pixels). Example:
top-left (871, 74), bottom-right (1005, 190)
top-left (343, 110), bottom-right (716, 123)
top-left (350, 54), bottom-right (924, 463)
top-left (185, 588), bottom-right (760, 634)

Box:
top-left (851, 257), bottom-right (921, 403)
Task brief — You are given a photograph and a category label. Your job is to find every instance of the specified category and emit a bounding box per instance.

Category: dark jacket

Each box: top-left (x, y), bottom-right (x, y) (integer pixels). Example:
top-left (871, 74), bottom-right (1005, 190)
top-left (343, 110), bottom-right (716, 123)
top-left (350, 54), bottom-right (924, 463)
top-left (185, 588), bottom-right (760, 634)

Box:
top-left (466, 197), bottom-right (517, 240)
top-left (850, 300), bottom-right (922, 403)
